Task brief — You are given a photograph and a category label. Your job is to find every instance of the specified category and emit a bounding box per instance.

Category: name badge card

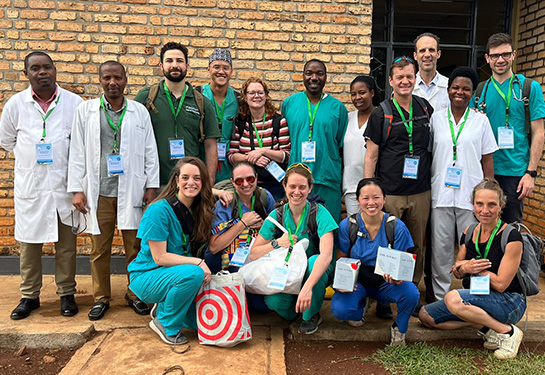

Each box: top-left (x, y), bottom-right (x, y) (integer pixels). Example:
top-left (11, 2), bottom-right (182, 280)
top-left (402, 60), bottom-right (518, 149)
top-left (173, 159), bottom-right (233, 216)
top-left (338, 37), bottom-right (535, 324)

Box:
top-left (470, 274), bottom-right (490, 295)
top-left (301, 141), bottom-right (316, 163)
top-left (402, 155), bottom-right (419, 179)
top-left (265, 161), bottom-right (286, 182)
top-left (229, 246), bottom-right (250, 267)
top-left (498, 127), bottom-right (514, 149)
top-left (268, 266), bottom-right (290, 290)
top-left (169, 139), bottom-right (185, 159)
top-left (445, 167), bottom-right (463, 189)
top-left (217, 142), bottom-right (227, 161)
top-left (36, 143), bottom-right (53, 164)
top-left (106, 154), bottom-right (124, 176)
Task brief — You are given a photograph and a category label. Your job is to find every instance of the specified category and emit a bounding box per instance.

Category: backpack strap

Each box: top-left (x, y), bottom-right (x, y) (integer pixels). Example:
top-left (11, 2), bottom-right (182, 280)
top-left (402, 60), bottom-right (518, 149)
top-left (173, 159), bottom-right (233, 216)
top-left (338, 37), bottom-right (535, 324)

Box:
top-left (384, 214), bottom-right (397, 248)
top-left (522, 77), bottom-right (534, 142)
top-left (380, 101), bottom-right (394, 147)
top-left (412, 96), bottom-right (431, 122)
top-left (193, 89), bottom-right (206, 143)
top-left (273, 204), bottom-right (285, 239)
top-left (271, 113), bottom-right (283, 148)
top-left (347, 214), bottom-right (359, 258)
top-left (464, 223), bottom-right (479, 249)
top-left (194, 85), bottom-right (202, 93)
top-left (307, 202), bottom-right (319, 237)
top-left (145, 80), bottom-right (162, 115)
top-left (474, 81), bottom-right (486, 109)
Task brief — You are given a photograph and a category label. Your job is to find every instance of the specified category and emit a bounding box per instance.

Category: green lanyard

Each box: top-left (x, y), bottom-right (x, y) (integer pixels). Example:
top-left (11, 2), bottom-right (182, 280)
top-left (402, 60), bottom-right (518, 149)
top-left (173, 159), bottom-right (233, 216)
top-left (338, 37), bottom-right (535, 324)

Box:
top-left (252, 112), bottom-right (267, 148)
top-left (475, 219), bottom-right (502, 260)
top-left (306, 93), bottom-right (323, 141)
top-left (100, 97), bottom-right (127, 153)
top-left (237, 193), bottom-right (255, 219)
top-left (36, 94), bottom-right (61, 141)
top-left (213, 97), bottom-right (226, 127)
top-left (447, 107), bottom-right (470, 165)
top-left (392, 97), bottom-right (414, 156)
top-left (285, 204), bottom-right (307, 262)
top-left (490, 74), bottom-right (514, 127)
top-left (164, 82), bottom-right (188, 138)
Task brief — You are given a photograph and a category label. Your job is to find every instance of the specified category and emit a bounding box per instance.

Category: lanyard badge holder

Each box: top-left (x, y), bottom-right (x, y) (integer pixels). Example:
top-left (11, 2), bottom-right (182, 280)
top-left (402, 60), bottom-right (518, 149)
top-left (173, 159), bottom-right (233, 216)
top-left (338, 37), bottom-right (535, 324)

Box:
top-left (392, 98), bottom-right (420, 179)
top-left (217, 142), bottom-right (227, 161)
top-left (35, 96), bottom-right (60, 165)
top-left (165, 83), bottom-right (188, 159)
top-left (101, 97), bottom-right (127, 176)
top-left (301, 94), bottom-right (323, 163)
top-left (230, 197), bottom-right (256, 267)
top-left (444, 108), bottom-right (469, 189)
top-left (265, 160), bottom-right (286, 182)
top-left (493, 75), bottom-right (515, 149)
top-left (470, 220), bottom-right (501, 295)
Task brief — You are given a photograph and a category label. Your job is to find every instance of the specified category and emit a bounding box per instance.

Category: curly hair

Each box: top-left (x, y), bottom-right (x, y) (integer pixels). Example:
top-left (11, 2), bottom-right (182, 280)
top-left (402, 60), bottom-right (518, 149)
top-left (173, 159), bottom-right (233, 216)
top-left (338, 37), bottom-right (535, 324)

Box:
top-left (238, 77), bottom-right (277, 119)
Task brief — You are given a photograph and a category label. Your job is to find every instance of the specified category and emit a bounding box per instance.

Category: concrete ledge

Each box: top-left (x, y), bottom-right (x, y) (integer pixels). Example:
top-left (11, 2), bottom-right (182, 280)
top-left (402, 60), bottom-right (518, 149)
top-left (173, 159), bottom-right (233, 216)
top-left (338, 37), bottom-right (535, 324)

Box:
top-left (0, 324), bottom-right (95, 349)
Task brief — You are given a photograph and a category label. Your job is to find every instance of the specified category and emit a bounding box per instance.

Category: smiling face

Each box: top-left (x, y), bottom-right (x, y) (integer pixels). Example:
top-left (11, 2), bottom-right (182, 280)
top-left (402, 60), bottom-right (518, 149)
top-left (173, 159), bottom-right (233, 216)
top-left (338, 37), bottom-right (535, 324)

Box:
top-left (177, 163), bottom-right (202, 201)
top-left (207, 60), bottom-right (232, 88)
top-left (448, 76), bottom-right (474, 111)
top-left (245, 82), bottom-right (266, 113)
top-left (357, 183), bottom-right (385, 218)
top-left (99, 64), bottom-right (127, 101)
top-left (24, 55), bottom-right (57, 93)
top-left (284, 172), bottom-right (312, 209)
top-left (485, 43), bottom-right (515, 77)
top-left (231, 164), bottom-right (257, 199)
top-left (389, 64), bottom-right (416, 99)
top-left (473, 189), bottom-right (501, 226)
top-left (350, 81), bottom-right (374, 112)
top-left (161, 49), bottom-right (188, 83)
top-left (414, 36), bottom-right (441, 75)
top-left (303, 61), bottom-right (327, 96)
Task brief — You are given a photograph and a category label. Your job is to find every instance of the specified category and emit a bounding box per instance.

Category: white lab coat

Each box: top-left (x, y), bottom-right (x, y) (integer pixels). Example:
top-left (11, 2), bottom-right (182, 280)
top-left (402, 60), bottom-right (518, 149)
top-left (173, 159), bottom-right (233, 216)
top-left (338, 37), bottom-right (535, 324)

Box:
top-left (0, 86), bottom-right (83, 243)
top-left (413, 72), bottom-right (450, 112)
top-left (67, 98), bottom-right (159, 235)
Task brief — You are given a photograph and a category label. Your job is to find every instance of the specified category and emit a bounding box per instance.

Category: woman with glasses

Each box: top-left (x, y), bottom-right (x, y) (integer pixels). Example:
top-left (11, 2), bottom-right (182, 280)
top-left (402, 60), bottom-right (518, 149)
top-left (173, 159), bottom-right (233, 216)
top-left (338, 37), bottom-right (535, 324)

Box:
top-left (127, 157), bottom-right (215, 346)
top-left (251, 163), bottom-right (338, 335)
top-left (228, 77), bottom-right (291, 200)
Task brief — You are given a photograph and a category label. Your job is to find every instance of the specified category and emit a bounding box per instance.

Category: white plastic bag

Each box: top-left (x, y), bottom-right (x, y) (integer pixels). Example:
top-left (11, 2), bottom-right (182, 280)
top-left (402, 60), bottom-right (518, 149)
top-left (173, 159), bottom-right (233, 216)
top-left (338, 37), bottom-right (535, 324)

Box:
top-left (196, 271), bottom-right (252, 347)
top-left (239, 238), bottom-right (309, 295)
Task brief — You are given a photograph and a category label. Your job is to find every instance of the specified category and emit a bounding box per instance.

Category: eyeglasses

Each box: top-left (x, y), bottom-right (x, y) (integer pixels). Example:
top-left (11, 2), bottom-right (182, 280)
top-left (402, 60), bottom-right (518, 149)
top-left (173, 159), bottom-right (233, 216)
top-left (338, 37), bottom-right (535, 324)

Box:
top-left (247, 91), bottom-right (265, 97)
top-left (287, 163), bottom-right (312, 174)
top-left (393, 56), bottom-right (415, 64)
top-left (487, 52), bottom-right (513, 61)
top-left (71, 210), bottom-right (87, 236)
top-left (233, 175), bottom-right (256, 186)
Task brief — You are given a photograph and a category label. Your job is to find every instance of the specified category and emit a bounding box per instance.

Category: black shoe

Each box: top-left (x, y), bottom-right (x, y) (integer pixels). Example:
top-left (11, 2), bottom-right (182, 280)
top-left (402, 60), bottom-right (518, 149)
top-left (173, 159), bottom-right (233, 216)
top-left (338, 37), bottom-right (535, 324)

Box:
top-left (10, 298), bottom-right (40, 320)
top-left (125, 293), bottom-right (150, 315)
top-left (411, 303), bottom-right (423, 318)
top-left (88, 301), bottom-right (109, 321)
top-left (60, 295), bottom-right (79, 317)
top-left (376, 301), bottom-right (394, 319)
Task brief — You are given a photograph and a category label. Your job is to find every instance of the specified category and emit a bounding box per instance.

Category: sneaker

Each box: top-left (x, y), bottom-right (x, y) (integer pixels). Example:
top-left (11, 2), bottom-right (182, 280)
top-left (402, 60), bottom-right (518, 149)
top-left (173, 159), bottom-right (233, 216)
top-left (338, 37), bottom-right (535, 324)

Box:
top-left (376, 301), bottom-right (394, 319)
top-left (150, 303), bottom-right (157, 319)
top-left (345, 318), bottom-right (365, 327)
top-left (477, 329), bottom-right (500, 350)
top-left (390, 325), bottom-right (406, 346)
top-left (298, 313), bottom-right (323, 335)
top-left (494, 325), bottom-right (523, 359)
top-left (149, 318), bottom-right (188, 345)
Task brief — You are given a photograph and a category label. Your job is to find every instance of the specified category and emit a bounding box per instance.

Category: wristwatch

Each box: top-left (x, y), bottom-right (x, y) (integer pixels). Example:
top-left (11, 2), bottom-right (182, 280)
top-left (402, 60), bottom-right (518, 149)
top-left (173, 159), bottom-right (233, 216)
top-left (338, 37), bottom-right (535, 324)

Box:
top-left (525, 170), bottom-right (537, 178)
top-left (271, 239), bottom-right (280, 249)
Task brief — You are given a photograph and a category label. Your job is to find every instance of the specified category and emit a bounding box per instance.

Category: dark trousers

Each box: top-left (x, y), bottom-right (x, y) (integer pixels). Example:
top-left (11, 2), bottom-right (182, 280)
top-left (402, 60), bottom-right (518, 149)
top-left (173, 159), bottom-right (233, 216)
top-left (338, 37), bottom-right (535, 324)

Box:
top-left (495, 175), bottom-right (524, 224)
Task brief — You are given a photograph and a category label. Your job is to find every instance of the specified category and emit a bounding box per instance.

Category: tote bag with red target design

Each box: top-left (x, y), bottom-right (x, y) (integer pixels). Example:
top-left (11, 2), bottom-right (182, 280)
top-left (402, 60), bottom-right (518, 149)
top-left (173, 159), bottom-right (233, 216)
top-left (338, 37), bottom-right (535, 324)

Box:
top-left (196, 271), bottom-right (252, 347)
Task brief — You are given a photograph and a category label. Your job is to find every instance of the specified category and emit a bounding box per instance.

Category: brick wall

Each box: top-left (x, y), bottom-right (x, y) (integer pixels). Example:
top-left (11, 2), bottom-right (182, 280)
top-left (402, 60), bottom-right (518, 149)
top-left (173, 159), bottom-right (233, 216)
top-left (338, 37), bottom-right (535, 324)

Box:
top-left (0, 0), bottom-right (372, 255)
top-left (516, 0), bottom-right (545, 238)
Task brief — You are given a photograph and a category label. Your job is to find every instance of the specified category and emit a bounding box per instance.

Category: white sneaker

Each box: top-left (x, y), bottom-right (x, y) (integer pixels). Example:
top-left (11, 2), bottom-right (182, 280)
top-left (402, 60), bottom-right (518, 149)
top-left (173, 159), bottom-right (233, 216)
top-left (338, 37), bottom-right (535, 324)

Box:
top-left (345, 318), bottom-right (365, 327)
top-left (477, 329), bottom-right (500, 350)
top-left (494, 325), bottom-right (523, 359)
top-left (389, 325), bottom-right (406, 346)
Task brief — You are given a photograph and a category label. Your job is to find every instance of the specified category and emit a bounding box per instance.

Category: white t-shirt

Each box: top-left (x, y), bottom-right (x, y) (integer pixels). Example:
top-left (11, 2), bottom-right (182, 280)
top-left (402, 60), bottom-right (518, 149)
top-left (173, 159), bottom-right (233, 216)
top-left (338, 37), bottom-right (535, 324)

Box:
top-left (342, 110), bottom-right (367, 194)
top-left (430, 107), bottom-right (498, 210)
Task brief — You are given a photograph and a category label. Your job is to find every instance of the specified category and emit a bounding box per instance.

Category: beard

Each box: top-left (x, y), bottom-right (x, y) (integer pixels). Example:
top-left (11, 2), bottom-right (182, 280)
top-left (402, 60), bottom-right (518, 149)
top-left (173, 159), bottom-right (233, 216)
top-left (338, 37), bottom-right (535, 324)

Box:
top-left (163, 67), bottom-right (187, 83)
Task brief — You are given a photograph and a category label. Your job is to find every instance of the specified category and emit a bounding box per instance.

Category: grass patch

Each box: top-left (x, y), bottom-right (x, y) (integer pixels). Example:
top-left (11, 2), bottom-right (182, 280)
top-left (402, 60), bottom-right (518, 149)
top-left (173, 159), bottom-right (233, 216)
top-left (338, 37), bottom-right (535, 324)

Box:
top-left (371, 342), bottom-right (545, 375)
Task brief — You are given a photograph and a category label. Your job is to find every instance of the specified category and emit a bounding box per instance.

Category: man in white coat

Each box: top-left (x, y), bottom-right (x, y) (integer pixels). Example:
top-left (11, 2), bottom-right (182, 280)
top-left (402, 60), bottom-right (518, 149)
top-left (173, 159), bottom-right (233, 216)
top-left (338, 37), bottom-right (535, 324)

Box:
top-left (0, 51), bottom-right (83, 319)
top-left (68, 61), bottom-right (159, 321)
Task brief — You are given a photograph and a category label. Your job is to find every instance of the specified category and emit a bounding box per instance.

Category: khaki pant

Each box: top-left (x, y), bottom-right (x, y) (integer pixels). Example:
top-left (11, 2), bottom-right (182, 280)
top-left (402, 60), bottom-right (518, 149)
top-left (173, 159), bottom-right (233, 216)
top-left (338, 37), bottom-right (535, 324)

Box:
top-left (19, 213), bottom-right (77, 298)
top-left (90, 196), bottom-right (140, 303)
top-left (384, 190), bottom-right (431, 284)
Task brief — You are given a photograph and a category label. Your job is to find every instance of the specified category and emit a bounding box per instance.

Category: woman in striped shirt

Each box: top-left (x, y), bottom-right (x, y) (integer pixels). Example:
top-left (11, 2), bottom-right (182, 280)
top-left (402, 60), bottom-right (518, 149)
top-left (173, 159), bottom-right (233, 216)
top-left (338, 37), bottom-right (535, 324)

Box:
top-left (228, 77), bottom-right (291, 200)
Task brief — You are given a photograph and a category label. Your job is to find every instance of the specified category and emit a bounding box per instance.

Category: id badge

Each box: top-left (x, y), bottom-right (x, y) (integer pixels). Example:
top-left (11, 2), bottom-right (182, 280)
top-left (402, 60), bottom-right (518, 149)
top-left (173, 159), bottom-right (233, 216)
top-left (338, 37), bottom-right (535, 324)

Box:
top-left (106, 154), bottom-right (124, 176)
top-left (402, 155), bottom-right (419, 179)
top-left (268, 266), bottom-right (290, 290)
top-left (36, 143), bottom-right (53, 164)
top-left (498, 127), bottom-right (514, 149)
top-left (169, 139), bottom-right (185, 159)
top-left (265, 160), bottom-right (286, 182)
top-left (229, 246), bottom-right (250, 267)
top-left (470, 274), bottom-right (490, 295)
top-left (217, 142), bottom-right (227, 161)
top-left (301, 141), bottom-right (316, 163)
top-left (445, 167), bottom-right (463, 189)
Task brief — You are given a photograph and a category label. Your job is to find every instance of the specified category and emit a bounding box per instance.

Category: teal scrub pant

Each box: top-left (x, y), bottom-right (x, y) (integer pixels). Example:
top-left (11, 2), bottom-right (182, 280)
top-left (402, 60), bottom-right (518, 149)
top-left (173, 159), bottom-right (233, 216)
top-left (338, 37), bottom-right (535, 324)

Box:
top-left (264, 254), bottom-right (334, 321)
top-left (312, 183), bottom-right (342, 223)
top-left (130, 265), bottom-right (204, 336)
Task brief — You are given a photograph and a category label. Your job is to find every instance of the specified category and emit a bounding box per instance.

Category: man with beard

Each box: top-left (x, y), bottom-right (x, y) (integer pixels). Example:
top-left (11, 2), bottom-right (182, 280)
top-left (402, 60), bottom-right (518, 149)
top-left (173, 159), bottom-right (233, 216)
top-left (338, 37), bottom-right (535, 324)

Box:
top-left (281, 59), bottom-right (348, 223)
top-left (135, 42), bottom-right (220, 186)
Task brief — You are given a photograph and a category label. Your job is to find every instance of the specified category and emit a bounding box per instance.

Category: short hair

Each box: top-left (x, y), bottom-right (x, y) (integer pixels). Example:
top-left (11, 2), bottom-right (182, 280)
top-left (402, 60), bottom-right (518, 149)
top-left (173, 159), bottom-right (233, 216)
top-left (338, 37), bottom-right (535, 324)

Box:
top-left (356, 178), bottom-right (386, 200)
top-left (389, 56), bottom-right (416, 78)
top-left (448, 67), bottom-right (479, 91)
top-left (24, 51), bottom-right (53, 71)
top-left (303, 59), bottom-right (327, 75)
top-left (414, 32), bottom-right (441, 52)
top-left (98, 60), bottom-right (126, 77)
top-left (486, 33), bottom-right (514, 54)
top-left (470, 178), bottom-right (507, 208)
top-left (160, 42), bottom-right (189, 63)
top-left (350, 75), bottom-right (380, 106)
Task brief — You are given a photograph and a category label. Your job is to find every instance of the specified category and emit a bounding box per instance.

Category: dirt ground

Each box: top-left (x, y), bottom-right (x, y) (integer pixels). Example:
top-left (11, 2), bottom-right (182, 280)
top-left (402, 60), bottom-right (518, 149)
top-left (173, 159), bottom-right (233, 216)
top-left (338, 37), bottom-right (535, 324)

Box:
top-left (0, 347), bottom-right (77, 375)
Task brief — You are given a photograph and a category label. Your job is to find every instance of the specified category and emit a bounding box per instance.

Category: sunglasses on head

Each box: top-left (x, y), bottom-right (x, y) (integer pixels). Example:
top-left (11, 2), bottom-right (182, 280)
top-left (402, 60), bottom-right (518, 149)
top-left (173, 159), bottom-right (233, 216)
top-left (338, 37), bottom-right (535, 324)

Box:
top-left (393, 56), bottom-right (415, 64)
top-left (287, 162), bottom-right (312, 174)
top-left (233, 175), bottom-right (256, 186)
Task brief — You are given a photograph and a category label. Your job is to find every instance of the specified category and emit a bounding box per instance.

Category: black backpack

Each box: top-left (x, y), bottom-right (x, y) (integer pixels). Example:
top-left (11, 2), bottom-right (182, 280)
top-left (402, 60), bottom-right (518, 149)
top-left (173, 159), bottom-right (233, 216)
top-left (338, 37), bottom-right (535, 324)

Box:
top-left (346, 214), bottom-right (397, 257)
top-left (379, 96), bottom-right (431, 147)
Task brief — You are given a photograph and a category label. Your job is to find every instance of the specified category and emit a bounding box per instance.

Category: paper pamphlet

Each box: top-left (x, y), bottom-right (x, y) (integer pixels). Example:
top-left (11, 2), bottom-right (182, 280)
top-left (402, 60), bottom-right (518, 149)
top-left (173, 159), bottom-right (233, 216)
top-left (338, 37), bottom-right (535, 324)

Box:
top-left (374, 246), bottom-right (416, 282)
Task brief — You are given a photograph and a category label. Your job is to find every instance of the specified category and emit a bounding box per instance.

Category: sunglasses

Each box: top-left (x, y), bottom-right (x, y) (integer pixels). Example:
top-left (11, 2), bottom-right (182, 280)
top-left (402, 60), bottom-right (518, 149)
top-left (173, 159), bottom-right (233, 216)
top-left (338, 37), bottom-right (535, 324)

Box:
top-left (393, 56), bottom-right (415, 64)
top-left (71, 210), bottom-right (88, 236)
top-left (287, 163), bottom-right (312, 174)
top-left (233, 175), bottom-right (256, 186)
